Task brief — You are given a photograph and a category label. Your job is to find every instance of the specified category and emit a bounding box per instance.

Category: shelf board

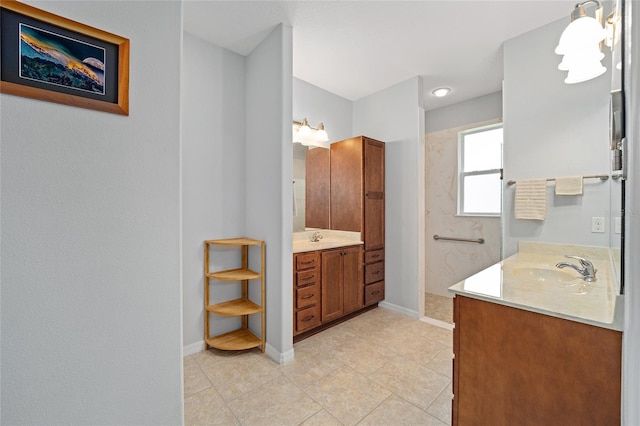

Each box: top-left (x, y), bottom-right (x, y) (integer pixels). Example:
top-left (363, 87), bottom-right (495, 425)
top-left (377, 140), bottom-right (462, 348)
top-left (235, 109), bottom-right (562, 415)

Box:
top-left (205, 238), bottom-right (263, 246)
top-left (207, 298), bottom-right (263, 316)
top-left (207, 268), bottom-right (261, 280)
top-left (206, 329), bottom-right (262, 351)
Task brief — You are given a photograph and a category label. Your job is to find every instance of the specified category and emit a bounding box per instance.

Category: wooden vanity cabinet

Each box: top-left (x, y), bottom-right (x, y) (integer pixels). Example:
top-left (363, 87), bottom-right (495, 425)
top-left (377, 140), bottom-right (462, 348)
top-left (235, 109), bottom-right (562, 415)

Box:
top-left (452, 295), bottom-right (622, 426)
top-left (321, 246), bottom-right (364, 323)
top-left (293, 251), bottom-right (321, 335)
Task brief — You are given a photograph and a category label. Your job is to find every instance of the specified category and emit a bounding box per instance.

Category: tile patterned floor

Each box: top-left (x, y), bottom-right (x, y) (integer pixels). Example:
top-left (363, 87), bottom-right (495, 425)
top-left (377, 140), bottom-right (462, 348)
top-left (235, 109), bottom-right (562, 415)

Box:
top-left (424, 293), bottom-right (454, 325)
top-left (184, 307), bottom-right (453, 425)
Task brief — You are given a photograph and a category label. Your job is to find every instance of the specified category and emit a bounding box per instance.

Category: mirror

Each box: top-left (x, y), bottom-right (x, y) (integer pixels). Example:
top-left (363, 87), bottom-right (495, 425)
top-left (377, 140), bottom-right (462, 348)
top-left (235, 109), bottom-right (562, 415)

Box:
top-left (293, 0), bottom-right (624, 287)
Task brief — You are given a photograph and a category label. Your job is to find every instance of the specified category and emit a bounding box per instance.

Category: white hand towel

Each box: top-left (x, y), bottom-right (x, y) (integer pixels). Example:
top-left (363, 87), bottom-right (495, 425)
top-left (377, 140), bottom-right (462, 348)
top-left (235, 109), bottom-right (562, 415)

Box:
top-left (514, 179), bottom-right (547, 221)
top-left (555, 176), bottom-right (583, 195)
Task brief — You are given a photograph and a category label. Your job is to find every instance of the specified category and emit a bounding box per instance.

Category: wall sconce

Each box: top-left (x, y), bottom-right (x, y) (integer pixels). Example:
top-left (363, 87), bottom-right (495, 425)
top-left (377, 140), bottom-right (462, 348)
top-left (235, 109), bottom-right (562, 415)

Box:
top-left (555, 0), bottom-right (618, 84)
top-left (293, 118), bottom-right (329, 148)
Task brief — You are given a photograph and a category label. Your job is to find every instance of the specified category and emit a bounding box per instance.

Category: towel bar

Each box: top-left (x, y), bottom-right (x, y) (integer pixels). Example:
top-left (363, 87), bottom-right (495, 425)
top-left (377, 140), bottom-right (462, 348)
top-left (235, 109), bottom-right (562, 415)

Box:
top-left (506, 174), bottom-right (609, 187)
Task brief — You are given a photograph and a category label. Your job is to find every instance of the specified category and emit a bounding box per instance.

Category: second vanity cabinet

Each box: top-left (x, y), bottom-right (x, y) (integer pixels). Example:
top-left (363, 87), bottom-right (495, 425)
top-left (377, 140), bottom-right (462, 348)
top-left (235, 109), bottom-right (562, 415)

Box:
top-left (452, 295), bottom-right (622, 425)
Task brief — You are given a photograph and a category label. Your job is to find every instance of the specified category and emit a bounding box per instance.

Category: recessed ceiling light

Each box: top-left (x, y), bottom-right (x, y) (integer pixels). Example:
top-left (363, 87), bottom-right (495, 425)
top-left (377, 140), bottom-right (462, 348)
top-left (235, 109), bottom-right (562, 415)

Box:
top-left (432, 87), bottom-right (451, 97)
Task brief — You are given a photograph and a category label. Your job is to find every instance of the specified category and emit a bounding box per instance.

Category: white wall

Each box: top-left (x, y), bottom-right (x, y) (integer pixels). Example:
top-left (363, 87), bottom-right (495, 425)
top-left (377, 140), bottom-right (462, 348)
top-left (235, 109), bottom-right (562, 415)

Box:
top-left (0, 1), bottom-right (183, 423)
top-left (293, 78), bottom-right (353, 143)
top-left (181, 33), bottom-right (246, 353)
top-left (353, 76), bottom-right (425, 317)
top-left (425, 92), bottom-right (502, 134)
top-left (623, 1), bottom-right (640, 422)
top-left (503, 18), bottom-right (612, 256)
top-left (245, 24), bottom-right (294, 363)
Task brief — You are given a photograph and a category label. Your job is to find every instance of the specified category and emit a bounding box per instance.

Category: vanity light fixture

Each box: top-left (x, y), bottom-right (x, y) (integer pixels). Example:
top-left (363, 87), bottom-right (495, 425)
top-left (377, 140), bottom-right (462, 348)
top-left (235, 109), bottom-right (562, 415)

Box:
top-left (432, 87), bottom-right (451, 97)
top-left (293, 118), bottom-right (329, 148)
top-left (555, 0), bottom-right (619, 84)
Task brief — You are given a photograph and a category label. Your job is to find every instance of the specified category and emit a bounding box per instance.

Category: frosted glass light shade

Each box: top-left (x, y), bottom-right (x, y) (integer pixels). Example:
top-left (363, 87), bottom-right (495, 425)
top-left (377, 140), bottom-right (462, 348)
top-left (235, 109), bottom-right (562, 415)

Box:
top-left (564, 61), bottom-right (607, 84)
top-left (558, 46), bottom-right (605, 71)
top-left (555, 16), bottom-right (606, 54)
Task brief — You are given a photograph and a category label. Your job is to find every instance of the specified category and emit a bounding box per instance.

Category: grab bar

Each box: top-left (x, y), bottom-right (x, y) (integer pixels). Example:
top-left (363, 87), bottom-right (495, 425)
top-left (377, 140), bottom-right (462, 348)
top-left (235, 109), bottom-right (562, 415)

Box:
top-left (433, 235), bottom-right (485, 244)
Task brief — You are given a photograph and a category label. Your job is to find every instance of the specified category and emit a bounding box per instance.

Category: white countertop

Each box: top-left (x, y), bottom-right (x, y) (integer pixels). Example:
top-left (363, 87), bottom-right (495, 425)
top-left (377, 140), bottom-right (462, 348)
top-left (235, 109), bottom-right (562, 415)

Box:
top-left (448, 241), bottom-right (624, 331)
top-left (292, 229), bottom-right (363, 253)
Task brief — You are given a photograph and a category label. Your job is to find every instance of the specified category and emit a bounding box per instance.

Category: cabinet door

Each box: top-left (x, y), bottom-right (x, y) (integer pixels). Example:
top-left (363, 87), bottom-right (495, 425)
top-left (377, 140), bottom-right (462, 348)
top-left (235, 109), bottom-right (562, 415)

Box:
top-left (342, 246), bottom-right (364, 315)
top-left (330, 137), bottom-right (363, 232)
top-left (321, 249), bottom-right (344, 322)
top-left (305, 148), bottom-right (330, 229)
top-left (364, 139), bottom-right (385, 250)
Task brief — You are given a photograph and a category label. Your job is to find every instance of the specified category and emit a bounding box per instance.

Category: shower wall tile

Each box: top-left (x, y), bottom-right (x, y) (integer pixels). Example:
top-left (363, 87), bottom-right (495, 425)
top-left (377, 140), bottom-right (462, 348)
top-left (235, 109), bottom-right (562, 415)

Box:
top-left (425, 120), bottom-right (501, 297)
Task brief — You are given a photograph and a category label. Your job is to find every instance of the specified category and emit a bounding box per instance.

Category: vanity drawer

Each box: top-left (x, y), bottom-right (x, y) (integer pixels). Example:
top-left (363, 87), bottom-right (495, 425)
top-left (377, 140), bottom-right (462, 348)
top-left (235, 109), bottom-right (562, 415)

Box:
top-left (364, 281), bottom-right (385, 305)
top-left (296, 269), bottom-right (319, 287)
top-left (365, 249), bottom-right (384, 264)
top-left (296, 283), bottom-right (320, 309)
top-left (296, 305), bottom-right (321, 333)
top-left (296, 252), bottom-right (320, 270)
top-left (365, 261), bottom-right (384, 284)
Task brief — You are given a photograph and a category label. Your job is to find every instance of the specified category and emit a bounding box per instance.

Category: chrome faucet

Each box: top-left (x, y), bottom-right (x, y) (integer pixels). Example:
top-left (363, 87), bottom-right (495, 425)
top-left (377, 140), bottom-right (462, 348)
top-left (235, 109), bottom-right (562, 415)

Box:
top-left (310, 232), bottom-right (323, 242)
top-left (556, 255), bottom-right (597, 282)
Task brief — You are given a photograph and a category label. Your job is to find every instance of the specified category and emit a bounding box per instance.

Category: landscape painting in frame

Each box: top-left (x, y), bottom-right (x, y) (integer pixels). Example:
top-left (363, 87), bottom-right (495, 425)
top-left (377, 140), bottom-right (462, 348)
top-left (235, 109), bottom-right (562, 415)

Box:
top-left (0, 0), bottom-right (129, 115)
top-left (20, 23), bottom-right (106, 95)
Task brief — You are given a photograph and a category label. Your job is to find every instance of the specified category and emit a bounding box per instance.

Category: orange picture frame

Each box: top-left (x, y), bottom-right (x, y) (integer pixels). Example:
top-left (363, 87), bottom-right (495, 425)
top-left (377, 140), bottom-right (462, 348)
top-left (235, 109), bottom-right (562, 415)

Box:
top-left (0, 0), bottom-right (129, 115)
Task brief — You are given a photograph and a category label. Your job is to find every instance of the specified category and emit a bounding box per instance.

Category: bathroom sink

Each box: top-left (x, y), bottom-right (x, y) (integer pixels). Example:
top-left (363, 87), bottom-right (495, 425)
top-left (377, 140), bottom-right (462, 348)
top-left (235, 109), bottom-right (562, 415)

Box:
top-left (509, 266), bottom-right (581, 283)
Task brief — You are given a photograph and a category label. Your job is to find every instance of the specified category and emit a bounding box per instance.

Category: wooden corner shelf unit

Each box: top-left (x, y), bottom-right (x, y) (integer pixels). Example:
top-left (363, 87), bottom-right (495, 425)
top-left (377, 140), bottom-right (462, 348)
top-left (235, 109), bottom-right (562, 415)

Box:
top-left (204, 238), bottom-right (265, 352)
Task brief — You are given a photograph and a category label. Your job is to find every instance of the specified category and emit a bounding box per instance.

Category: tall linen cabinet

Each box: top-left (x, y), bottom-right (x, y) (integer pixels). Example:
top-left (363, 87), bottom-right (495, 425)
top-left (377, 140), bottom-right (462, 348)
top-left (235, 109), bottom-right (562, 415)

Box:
top-left (330, 136), bottom-right (385, 305)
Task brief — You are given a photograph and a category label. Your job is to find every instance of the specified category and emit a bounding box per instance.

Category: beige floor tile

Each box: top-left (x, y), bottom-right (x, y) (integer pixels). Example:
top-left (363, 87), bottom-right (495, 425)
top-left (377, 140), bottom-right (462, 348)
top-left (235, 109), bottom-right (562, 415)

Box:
top-left (184, 357), bottom-right (213, 398)
top-left (304, 365), bottom-right (391, 426)
top-left (184, 387), bottom-right (239, 425)
top-left (386, 334), bottom-right (449, 366)
top-left (280, 350), bottom-right (344, 388)
top-left (369, 358), bottom-right (450, 410)
top-left (200, 350), bottom-right (281, 401)
top-left (299, 409), bottom-right (343, 425)
top-left (425, 349), bottom-right (454, 379)
top-left (227, 375), bottom-right (321, 426)
top-left (426, 326), bottom-right (454, 348)
top-left (294, 325), bottom-right (361, 355)
top-left (331, 337), bottom-right (396, 375)
top-left (359, 395), bottom-right (447, 426)
top-left (426, 383), bottom-right (453, 425)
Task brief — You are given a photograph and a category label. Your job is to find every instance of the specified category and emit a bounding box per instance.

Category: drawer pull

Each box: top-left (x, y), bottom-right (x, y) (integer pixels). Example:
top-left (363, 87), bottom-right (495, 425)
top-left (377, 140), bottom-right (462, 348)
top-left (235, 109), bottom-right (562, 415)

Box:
top-left (372, 271), bottom-right (381, 275)
top-left (371, 290), bottom-right (381, 295)
top-left (372, 254), bottom-right (380, 258)
top-left (301, 315), bottom-right (315, 322)
top-left (301, 275), bottom-right (316, 281)
top-left (301, 293), bottom-right (315, 299)
top-left (300, 260), bottom-right (315, 265)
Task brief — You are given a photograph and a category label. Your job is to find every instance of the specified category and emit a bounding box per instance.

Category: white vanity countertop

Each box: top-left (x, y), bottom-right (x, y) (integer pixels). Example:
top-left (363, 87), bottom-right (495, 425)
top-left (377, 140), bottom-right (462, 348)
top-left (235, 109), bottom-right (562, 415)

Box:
top-left (293, 229), bottom-right (363, 253)
top-left (448, 241), bottom-right (624, 331)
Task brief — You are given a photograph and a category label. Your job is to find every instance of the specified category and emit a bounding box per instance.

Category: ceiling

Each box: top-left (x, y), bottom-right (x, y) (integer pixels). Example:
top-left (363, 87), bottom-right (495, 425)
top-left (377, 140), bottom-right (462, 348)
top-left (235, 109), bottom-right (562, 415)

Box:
top-left (183, 0), bottom-right (575, 111)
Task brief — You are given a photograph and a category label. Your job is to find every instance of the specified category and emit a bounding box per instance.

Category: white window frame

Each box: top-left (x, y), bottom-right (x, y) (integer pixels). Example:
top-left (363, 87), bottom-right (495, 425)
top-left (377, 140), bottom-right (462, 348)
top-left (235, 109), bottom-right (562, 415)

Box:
top-left (457, 123), bottom-right (503, 217)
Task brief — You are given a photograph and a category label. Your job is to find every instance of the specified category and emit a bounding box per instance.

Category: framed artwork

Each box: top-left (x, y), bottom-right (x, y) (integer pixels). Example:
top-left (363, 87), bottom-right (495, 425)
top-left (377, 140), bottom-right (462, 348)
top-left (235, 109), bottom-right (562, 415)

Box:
top-left (0, 0), bottom-right (129, 115)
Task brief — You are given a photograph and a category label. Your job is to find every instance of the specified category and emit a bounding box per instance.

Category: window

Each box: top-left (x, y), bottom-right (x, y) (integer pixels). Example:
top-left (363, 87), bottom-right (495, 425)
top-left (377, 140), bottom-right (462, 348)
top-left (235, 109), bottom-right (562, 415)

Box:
top-left (458, 124), bottom-right (503, 216)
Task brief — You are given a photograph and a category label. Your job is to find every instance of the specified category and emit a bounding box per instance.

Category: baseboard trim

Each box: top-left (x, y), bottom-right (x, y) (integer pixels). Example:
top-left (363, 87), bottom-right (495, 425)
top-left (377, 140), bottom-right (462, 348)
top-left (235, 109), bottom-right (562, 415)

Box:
top-left (379, 301), bottom-right (419, 319)
top-left (183, 340), bottom-right (206, 357)
top-left (420, 316), bottom-right (454, 331)
top-left (265, 343), bottom-right (295, 365)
